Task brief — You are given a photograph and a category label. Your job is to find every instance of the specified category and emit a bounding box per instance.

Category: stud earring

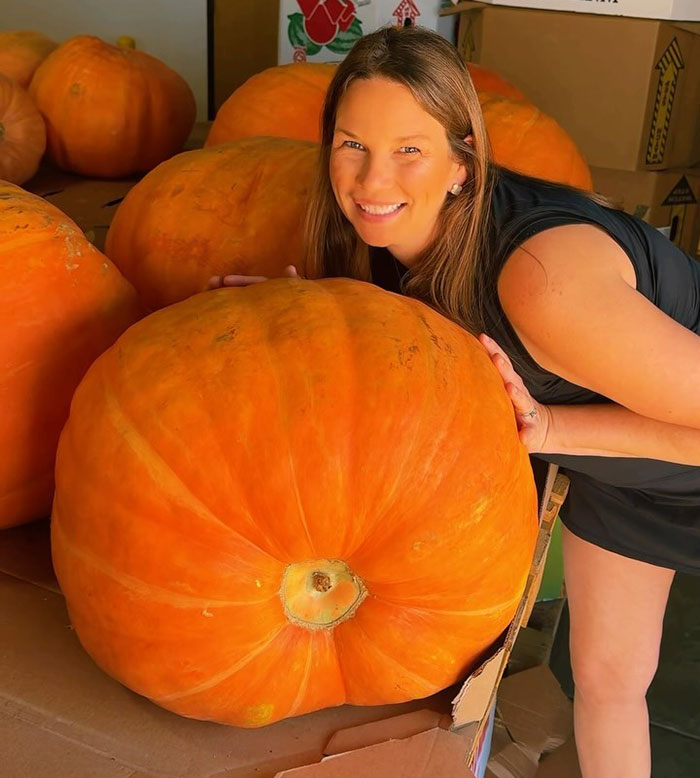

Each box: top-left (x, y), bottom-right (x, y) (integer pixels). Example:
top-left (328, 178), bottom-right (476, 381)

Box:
top-left (449, 183), bottom-right (463, 196)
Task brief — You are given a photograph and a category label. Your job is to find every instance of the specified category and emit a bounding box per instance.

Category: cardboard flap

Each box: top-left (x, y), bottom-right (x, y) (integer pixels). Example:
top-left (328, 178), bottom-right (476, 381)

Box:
top-left (485, 720), bottom-right (539, 778)
top-left (451, 646), bottom-right (507, 728)
top-left (324, 709), bottom-right (451, 756)
top-left (451, 465), bottom-right (569, 734)
top-left (274, 727), bottom-right (477, 778)
top-left (496, 666), bottom-right (573, 760)
top-left (534, 739), bottom-right (581, 778)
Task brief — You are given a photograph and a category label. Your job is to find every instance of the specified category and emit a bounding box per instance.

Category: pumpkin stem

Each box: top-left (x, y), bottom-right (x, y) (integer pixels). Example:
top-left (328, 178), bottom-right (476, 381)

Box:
top-left (281, 559), bottom-right (368, 630)
top-left (0, 122), bottom-right (5, 140)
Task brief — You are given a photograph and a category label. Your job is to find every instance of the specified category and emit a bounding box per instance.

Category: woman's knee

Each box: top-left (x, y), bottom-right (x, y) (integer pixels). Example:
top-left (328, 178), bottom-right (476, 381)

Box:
top-left (570, 640), bottom-right (660, 704)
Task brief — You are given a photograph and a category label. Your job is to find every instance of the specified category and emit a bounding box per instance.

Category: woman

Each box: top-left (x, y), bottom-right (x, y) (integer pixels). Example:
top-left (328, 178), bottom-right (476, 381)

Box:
top-left (208, 26), bottom-right (700, 778)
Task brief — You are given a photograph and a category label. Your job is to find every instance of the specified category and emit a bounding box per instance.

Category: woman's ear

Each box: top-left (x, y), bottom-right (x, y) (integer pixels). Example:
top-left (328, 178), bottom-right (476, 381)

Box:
top-left (464, 134), bottom-right (473, 147)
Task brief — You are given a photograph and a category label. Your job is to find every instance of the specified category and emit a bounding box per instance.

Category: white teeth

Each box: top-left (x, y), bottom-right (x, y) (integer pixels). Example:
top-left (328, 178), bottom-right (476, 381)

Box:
top-left (358, 203), bottom-right (403, 215)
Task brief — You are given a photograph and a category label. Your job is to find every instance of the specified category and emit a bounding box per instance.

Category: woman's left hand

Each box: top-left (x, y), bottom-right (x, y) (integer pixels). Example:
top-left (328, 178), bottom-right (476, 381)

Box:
top-left (478, 333), bottom-right (552, 453)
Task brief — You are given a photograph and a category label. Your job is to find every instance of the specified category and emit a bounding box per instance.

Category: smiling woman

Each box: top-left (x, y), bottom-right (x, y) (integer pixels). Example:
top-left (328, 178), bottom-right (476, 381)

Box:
top-left (206, 25), bottom-right (700, 778)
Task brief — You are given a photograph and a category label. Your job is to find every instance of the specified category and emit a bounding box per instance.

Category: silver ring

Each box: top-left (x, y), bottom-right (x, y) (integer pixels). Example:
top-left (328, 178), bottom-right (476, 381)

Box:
top-left (521, 407), bottom-right (538, 419)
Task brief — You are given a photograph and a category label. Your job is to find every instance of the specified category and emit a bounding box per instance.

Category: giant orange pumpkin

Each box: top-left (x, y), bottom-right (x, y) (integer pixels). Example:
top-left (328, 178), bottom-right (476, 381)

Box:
top-left (29, 35), bottom-right (196, 178)
top-left (104, 137), bottom-right (319, 309)
top-left (0, 72), bottom-right (46, 185)
top-left (51, 278), bottom-right (538, 726)
top-left (0, 183), bottom-right (143, 529)
top-left (206, 62), bottom-right (337, 147)
top-left (0, 30), bottom-right (57, 89)
top-left (480, 92), bottom-right (592, 191)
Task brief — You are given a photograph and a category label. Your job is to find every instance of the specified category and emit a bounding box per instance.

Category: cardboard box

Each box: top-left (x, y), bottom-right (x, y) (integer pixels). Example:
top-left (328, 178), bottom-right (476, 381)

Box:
top-left (278, 0), bottom-right (444, 64)
top-left (211, 0), bottom-right (280, 115)
top-left (0, 464), bottom-right (569, 777)
top-left (591, 166), bottom-right (700, 254)
top-left (210, 2), bottom-right (447, 112)
top-left (442, 3), bottom-right (700, 171)
top-left (449, 0), bottom-right (700, 22)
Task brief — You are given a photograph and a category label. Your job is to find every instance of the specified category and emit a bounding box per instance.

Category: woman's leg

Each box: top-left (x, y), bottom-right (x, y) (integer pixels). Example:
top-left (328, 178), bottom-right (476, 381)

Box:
top-left (562, 526), bottom-right (675, 778)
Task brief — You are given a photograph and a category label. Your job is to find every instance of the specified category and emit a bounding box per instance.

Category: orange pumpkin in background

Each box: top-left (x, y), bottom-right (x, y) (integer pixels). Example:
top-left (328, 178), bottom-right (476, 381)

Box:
top-left (0, 30), bottom-right (57, 89)
top-left (0, 73), bottom-right (46, 185)
top-left (104, 137), bottom-right (319, 310)
top-left (480, 92), bottom-right (592, 191)
top-left (0, 183), bottom-right (143, 529)
top-left (29, 35), bottom-right (196, 178)
top-left (51, 277), bottom-right (538, 727)
top-left (206, 62), bottom-right (337, 147)
top-left (466, 63), bottom-right (528, 103)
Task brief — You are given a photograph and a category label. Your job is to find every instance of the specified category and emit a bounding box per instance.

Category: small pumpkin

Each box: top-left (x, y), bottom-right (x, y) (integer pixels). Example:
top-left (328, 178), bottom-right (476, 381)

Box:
top-left (29, 35), bottom-right (196, 178)
top-left (206, 62), bottom-right (337, 147)
top-left (104, 137), bottom-right (318, 309)
top-left (0, 30), bottom-right (57, 89)
top-left (0, 183), bottom-right (143, 529)
top-left (480, 92), bottom-right (592, 191)
top-left (0, 73), bottom-right (46, 185)
top-left (51, 277), bottom-right (538, 726)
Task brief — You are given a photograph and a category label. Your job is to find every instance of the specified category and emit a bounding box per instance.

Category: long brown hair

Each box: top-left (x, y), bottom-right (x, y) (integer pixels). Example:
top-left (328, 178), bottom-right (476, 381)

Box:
top-left (304, 25), bottom-right (495, 334)
top-left (303, 25), bottom-right (614, 334)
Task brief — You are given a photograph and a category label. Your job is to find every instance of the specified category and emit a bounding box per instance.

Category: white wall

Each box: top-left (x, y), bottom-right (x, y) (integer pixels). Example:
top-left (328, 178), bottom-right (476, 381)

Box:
top-left (1, 0), bottom-right (209, 119)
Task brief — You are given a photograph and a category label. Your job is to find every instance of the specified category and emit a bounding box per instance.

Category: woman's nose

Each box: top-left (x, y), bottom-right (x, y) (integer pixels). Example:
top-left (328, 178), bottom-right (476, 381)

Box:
top-left (357, 152), bottom-right (393, 190)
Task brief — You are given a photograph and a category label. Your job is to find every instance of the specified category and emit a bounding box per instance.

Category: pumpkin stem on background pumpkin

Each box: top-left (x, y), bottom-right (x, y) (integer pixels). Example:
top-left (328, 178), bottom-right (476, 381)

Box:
top-left (281, 559), bottom-right (368, 631)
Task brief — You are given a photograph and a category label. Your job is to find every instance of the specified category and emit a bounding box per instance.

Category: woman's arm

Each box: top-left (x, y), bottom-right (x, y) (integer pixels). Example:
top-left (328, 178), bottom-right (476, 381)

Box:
top-left (488, 223), bottom-right (700, 463)
top-left (480, 334), bottom-right (700, 465)
top-left (548, 403), bottom-right (700, 464)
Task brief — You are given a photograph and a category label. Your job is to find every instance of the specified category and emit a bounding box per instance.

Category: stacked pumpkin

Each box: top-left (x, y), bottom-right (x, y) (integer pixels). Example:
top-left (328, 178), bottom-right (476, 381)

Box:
top-left (0, 31), bottom-right (196, 182)
top-left (0, 31), bottom-right (56, 184)
top-left (0, 183), bottom-right (143, 528)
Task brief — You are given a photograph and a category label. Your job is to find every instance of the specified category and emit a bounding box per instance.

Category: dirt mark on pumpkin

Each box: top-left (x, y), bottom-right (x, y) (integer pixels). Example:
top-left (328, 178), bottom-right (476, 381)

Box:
top-left (215, 327), bottom-right (238, 343)
top-left (396, 342), bottom-right (420, 369)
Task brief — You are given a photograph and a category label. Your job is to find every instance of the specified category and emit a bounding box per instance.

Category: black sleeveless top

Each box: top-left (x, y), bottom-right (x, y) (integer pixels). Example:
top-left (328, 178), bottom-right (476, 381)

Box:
top-left (370, 167), bottom-right (700, 573)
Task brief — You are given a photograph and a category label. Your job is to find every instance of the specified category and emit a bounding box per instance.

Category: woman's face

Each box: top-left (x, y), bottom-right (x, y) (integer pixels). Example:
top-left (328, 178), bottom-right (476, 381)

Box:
top-left (329, 77), bottom-right (466, 266)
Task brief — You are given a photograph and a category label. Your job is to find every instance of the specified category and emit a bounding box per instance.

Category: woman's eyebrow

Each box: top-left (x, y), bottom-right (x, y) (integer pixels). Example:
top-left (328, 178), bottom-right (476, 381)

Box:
top-left (335, 128), bottom-right (430, 142)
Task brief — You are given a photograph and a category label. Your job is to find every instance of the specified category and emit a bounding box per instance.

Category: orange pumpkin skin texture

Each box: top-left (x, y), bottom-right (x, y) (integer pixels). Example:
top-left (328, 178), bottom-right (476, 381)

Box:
top-left (479, 92), bottom-right (592, 191)
top-left (28, 35), bottom-right (196, 178)
top-left (104, 137), bottom-right (319, 310)
top-left (466, 63), bottom-right (528, 103)
top-left (0, 72), bottom-right (46, 185)
top-left (206, 63), bottom-right (337, 147)
top-left (0, 30), bottom-right (57, 89)
top-left (0, 183), bottom-right (143, 528)
top-left (51, 278), bottom-right (538, 727)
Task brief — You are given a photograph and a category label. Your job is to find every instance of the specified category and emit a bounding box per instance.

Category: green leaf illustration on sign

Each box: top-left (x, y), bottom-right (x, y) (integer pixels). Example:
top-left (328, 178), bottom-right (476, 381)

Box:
top-left (326, 18), bottom-right (363, 54)
top-left (287, 13), bottom-right (323, 56)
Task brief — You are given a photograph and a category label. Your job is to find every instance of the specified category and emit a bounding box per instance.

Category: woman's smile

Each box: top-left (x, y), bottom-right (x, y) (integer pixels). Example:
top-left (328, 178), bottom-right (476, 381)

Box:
top-left (355, 200), bottom-right (407, 221)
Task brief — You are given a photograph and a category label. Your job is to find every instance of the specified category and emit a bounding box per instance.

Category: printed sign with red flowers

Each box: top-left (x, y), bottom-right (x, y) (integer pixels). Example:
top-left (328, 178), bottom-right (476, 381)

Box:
top-left (288, 0), bottom-right (364, 56)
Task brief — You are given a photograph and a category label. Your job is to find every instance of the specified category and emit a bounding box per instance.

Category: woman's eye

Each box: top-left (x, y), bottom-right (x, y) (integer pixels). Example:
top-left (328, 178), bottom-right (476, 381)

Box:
top-left (342, 140), bottom-right (365, 151)
top-left (399, 146), bottom-right (420, 155)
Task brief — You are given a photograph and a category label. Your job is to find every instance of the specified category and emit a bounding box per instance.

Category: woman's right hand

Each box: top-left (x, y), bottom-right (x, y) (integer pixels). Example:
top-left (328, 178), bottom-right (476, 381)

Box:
top-left (205, 264), bottom-right (299, 290)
